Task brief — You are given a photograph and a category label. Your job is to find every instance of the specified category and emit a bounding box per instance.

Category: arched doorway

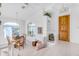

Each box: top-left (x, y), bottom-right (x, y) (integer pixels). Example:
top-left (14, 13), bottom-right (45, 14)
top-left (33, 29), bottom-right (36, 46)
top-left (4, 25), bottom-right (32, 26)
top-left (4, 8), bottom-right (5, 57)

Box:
top-left (3, 22), bottom-right (20, 40)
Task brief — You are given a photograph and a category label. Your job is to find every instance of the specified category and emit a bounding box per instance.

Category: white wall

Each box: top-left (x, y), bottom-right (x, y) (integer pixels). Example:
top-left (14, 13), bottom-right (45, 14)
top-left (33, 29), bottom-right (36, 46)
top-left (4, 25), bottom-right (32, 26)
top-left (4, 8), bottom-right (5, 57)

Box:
top-left (70, 5), bottom-right (79, 44)
top-left (25, 11), bottom-right (47, 36)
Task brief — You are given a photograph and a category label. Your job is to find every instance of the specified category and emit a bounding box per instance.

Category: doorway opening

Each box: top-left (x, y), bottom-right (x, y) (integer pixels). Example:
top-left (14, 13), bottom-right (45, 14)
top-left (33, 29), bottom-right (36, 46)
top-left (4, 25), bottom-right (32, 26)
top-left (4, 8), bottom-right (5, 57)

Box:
top-left (3, 22), bottom-right (20, 40)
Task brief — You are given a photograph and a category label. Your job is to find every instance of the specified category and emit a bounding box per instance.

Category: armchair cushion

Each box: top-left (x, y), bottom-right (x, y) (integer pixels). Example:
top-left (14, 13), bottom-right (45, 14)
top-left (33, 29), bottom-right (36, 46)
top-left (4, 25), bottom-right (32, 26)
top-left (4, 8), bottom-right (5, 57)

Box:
top-left (35, 40), bottom-right (47, 50)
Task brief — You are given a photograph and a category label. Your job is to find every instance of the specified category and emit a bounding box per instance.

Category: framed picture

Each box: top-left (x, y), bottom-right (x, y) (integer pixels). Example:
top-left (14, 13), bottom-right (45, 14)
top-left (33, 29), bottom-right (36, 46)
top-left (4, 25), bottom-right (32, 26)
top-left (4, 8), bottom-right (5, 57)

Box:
top-left (38, 27), bottom-right (42, 34)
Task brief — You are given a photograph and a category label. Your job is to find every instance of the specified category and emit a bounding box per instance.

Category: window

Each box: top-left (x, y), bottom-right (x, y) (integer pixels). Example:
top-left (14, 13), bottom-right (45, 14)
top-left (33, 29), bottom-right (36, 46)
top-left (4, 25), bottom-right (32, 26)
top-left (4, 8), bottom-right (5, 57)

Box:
top-left (27, 23), bottom-right (36, 37)
top-left (3, 22), bottom-right (20, 39)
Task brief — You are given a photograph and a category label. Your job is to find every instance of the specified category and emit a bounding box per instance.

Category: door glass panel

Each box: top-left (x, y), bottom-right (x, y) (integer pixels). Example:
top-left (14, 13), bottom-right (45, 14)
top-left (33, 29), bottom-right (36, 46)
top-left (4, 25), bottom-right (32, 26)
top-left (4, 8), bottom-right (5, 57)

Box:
top-left (3, 22), bottom-right (20, 40)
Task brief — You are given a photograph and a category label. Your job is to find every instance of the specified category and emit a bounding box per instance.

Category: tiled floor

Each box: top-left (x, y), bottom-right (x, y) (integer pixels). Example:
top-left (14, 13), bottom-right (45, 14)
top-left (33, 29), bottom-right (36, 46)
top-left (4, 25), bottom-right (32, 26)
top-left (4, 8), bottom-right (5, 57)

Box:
top-left (0, 41), bottom-right (79, 56)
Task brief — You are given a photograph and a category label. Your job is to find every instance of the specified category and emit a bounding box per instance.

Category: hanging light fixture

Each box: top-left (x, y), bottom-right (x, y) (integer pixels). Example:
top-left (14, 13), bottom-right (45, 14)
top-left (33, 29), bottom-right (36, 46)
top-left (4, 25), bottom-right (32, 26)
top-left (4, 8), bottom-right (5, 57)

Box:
top-left (0, 12), bottom-right (1, 16)
top-left (16, 12), bottom-right (18, 20)
top-left (0, 3), bottom-right (1, 7)
top-left (24, 3), bottom-right (29, 5)
top-left (0, 20), bottom-right (2, 25)
top-left (0, 3), bottom-right (2, 16)
top-left (22, 6), bottom-right (26, 9)
top-left (0, 3), bottom-right (2, 25)
top-left (21, 3), bottom-right (29, 9)
top-left (0, 14), bottom-right (1, 25)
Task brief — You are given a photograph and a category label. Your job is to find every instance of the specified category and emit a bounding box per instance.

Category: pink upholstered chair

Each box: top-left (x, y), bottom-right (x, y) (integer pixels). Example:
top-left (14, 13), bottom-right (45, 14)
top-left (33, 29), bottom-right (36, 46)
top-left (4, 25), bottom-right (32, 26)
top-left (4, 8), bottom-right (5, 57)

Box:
top-left (35, 40), bottom-right (47, 50)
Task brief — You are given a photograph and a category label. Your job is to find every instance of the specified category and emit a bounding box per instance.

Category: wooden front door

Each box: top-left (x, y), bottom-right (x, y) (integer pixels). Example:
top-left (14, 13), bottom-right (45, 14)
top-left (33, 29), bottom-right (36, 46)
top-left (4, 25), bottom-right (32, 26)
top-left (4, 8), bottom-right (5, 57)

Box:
top-left (59, 15), bottom-right (70, 42)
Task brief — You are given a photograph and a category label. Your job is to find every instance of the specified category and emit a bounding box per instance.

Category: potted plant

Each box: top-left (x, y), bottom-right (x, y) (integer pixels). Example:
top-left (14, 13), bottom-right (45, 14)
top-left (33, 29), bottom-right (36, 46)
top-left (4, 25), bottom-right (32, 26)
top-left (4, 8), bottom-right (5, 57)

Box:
top-left (44, 11), bottom-right (52, 18)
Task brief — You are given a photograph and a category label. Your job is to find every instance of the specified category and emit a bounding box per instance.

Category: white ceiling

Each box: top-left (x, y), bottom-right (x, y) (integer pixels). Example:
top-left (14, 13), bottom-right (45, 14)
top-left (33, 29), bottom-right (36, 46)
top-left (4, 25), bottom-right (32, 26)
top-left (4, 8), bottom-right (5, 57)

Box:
top-left (0, 3), bottom-right (55, 20)
top-left (0, 3), bottom-right (79, 21)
